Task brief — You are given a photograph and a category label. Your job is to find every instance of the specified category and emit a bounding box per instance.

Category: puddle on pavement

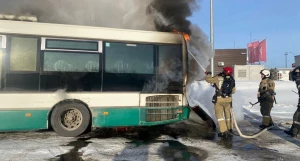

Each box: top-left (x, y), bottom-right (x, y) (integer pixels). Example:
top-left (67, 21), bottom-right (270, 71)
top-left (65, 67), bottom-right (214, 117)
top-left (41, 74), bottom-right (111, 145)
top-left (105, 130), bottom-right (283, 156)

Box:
top-left (49, 137), bottom-right (92, 161)
top-left (242, 143), bottom-right (263, 150)
top-left (128, 139), bottom-right (208, 161)
top-left (161, 140), bottom-right (208, 161)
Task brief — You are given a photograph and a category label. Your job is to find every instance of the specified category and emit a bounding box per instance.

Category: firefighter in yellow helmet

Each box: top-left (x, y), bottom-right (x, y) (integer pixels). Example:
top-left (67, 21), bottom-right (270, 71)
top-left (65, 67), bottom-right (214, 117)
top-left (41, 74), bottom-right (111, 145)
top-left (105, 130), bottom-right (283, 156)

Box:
top-left (258, 69), bottom-right (276, 129)
top-left (205, 67), bottom-right (236, 137)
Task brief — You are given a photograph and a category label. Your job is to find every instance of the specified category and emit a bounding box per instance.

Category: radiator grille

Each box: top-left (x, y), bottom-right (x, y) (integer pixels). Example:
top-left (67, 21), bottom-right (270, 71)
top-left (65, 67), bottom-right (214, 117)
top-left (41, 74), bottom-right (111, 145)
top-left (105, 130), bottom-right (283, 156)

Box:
top-left (146, 109), bottom-right (177, 122)
top-left (146, 95), bottom-right (180, 107)
top-left (145, 95), bottom-right (180, 122)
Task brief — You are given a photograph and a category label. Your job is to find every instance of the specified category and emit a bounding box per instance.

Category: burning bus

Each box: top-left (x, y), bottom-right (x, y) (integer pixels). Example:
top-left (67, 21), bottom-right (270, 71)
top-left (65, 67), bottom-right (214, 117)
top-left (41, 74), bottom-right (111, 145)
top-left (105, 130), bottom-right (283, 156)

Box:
top-left (0, 15), bottom-right (190, 137)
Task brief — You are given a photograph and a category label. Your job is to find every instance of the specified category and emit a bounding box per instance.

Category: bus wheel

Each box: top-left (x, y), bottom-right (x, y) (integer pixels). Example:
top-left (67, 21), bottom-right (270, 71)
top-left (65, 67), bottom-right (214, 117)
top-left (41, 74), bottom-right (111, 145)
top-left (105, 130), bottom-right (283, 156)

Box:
top-left (50, 102), bottom-right (90, 137)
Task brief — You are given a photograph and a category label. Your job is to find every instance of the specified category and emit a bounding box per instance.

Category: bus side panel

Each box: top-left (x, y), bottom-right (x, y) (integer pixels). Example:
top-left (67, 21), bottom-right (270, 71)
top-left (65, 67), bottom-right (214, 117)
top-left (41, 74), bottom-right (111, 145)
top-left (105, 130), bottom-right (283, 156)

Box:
top-left (92, 108), bottom-right (141, 127)
top-left (0, 110), bottom-right (48, 131)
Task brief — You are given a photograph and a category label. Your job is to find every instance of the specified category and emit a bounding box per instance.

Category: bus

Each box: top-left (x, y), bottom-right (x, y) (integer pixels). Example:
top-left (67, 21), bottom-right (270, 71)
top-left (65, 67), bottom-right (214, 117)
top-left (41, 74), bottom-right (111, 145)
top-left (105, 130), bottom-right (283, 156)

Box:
top-left (0, 16), bottom-right (190, 137)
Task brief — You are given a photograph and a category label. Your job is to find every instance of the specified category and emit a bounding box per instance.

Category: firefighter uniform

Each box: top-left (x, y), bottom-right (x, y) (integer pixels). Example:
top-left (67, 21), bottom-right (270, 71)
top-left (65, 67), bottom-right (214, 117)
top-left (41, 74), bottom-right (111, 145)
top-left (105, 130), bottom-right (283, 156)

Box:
top-left (258, 74), bottom-right (275, 128)
top-left (285, 67), bottom-right (300, 137)
top-left (205, 71), bottom-right (236, 135)
top-left (290, 106), bottom-right (300, 137)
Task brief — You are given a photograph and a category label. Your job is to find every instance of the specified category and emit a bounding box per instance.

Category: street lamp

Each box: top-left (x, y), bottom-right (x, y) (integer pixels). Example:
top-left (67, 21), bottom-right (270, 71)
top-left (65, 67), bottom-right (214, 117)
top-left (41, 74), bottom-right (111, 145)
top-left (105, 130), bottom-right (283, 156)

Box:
top-left (284, 52), bottom-right (288, 68)
top-left (210, 0), bottom-right (214, 76)
top-left (285, 52), bottom-right (296, 68)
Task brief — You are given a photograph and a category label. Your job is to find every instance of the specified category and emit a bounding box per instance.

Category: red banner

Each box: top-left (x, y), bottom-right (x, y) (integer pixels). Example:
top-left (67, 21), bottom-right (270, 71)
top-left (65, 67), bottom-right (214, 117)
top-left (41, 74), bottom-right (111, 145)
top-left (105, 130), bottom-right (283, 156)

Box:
top-left (247, 41), bottom-right (259, 63)
top-left (259, 39), bottom-right (267, 62)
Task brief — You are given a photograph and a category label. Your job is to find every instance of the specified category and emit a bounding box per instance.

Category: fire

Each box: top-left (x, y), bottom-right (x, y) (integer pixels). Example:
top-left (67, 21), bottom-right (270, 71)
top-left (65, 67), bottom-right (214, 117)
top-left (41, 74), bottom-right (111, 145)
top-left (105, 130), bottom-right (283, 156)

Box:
top-left (172, 29), bottom-right (190, 41)
top-left (183, 33), bottom-right (190, 41)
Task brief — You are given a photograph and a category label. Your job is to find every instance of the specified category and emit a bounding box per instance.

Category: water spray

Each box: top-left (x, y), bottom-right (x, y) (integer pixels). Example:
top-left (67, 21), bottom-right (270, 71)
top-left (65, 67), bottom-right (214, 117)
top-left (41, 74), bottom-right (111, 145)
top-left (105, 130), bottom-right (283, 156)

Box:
top-left (148, 5), bottom-right (171, 27)
top-left (188, 49), bottom-right (206, 72)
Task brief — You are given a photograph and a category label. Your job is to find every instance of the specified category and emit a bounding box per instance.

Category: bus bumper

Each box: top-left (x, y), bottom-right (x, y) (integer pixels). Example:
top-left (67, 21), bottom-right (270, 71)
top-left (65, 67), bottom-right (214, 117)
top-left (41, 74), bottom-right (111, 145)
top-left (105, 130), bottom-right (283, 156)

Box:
top-left (92, 106), bottom-right (190, 127)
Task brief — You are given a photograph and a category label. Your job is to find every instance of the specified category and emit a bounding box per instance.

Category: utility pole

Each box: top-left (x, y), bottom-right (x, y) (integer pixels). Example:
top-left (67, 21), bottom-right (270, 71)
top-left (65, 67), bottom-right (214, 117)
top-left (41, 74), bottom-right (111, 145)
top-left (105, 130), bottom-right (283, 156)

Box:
top-left (210, 0), bottom-right (214, 76)
top-left (284, 52), bottom-right (288, 68)
top-left (234, 39), bottom-right (235, 48)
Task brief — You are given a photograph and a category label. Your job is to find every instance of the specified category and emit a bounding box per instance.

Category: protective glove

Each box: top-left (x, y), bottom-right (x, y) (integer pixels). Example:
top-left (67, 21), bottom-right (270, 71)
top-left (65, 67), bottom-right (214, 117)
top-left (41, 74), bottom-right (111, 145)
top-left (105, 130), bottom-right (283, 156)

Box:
top-left (217, 72), bottom-right (225, 76)
top-left (221, 93), bottom-right (227, 98)
top-left (205, 71), bottom-right (212, 75)
top-left (257, 97), bottom-right (261, 102)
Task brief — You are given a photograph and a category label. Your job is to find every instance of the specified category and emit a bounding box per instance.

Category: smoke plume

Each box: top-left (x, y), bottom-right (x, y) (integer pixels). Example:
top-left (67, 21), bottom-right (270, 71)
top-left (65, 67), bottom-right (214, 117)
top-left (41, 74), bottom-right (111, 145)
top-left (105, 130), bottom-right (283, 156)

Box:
top-left (0, 0), bottom-right (216, 117)
top-left (149, 0), bottom-right (198, 35)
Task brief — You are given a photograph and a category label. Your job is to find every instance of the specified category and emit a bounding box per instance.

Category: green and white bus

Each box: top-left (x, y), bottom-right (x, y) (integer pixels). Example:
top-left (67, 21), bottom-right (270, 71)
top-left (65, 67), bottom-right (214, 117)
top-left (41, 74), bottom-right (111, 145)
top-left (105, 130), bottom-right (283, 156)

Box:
top-left (0, 17), bottom-right (190, 137)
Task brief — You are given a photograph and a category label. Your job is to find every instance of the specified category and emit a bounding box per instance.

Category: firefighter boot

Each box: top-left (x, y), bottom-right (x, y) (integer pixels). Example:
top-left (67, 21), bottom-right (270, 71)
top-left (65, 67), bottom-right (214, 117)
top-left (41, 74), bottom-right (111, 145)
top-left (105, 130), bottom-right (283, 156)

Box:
top-left (218, 131), bottom-right (229, 137)
top-left (284, 130), bottom-right (293, 136)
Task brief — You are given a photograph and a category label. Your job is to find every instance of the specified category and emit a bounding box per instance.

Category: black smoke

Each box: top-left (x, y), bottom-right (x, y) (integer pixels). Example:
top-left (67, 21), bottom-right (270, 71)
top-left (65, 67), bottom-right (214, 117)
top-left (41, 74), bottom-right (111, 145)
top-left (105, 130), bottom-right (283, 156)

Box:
top-left (148, 0), bottom-right (199, 35)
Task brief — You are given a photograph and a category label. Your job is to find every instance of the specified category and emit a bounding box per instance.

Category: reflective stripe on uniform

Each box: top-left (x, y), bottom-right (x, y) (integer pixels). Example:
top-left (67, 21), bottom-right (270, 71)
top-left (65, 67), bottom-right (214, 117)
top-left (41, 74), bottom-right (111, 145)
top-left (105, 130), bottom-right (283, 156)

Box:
top-left (263, 116), bottom-right (270, 118)
top-left (218, 118), bottom-right (225, 121)
top-left (294, 121), bottom-right (300, 125)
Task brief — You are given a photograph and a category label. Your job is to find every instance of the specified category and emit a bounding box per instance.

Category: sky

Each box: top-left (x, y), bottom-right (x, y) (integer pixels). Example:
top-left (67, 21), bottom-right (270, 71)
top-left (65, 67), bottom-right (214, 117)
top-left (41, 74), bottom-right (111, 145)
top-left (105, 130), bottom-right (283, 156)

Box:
top-left (189, 0), bottom-right (300, 69)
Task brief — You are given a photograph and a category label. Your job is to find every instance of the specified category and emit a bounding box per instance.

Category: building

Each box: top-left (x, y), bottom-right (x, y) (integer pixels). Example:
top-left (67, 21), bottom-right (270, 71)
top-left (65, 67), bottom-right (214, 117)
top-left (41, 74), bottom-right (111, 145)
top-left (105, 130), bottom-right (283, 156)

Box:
top-left (265, 68), bottom-right (293, 81)
top-left (206, 48), bottom-right (247, 75)
top-left (295, 55), bottom-right (300, 67)
top-left (234, 65), bottom-right (264, 81)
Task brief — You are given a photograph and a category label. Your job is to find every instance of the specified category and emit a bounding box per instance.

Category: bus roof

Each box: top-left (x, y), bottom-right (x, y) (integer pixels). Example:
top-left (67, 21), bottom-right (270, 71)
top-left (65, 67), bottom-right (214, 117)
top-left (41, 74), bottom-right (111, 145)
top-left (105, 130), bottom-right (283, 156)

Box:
top-left (0, 20), bottom-right (182, 44)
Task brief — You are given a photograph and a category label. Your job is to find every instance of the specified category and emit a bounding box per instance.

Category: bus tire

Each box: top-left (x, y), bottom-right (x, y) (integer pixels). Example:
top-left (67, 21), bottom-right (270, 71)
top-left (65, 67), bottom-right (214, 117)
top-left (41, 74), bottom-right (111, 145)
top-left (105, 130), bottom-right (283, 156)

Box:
top-left (50, 102), bottom-right (90, 137)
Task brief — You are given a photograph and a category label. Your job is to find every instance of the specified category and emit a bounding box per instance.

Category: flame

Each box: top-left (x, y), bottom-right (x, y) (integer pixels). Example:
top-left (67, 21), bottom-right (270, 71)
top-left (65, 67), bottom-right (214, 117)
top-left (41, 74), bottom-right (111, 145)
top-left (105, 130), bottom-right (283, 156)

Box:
top-left (172, 29), bottom-right (190, 41)
top-left (173, 29), bottom-right (180, 34)
top-left (183, 33), bottom-right (190, 41)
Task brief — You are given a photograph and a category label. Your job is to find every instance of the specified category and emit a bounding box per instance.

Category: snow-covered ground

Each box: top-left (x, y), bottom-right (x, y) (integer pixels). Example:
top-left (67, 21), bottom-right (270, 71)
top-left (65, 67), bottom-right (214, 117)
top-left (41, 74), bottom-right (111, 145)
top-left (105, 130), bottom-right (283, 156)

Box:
top-left (0, 81), bottom-right (299, 161)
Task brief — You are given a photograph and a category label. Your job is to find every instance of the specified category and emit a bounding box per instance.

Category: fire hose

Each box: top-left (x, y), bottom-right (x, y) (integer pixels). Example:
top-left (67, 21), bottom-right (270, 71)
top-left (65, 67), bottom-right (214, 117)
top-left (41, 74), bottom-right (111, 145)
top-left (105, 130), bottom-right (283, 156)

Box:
top-left (189, 95), bottom-right (274, 139)
top-left (230, 108), bottom-right (274, 139)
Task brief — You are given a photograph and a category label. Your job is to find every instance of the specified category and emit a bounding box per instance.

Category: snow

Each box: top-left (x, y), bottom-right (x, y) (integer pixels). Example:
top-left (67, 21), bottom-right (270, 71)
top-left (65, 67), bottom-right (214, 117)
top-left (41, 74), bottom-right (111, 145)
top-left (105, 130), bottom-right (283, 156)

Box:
top-left (238, 81), bottom-right (298, 121)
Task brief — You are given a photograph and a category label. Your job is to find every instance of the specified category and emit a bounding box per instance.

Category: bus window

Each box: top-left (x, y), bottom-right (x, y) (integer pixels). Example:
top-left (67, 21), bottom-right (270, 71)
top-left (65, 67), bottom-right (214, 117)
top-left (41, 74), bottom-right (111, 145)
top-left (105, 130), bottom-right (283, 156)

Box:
top-left (157, 45), bottom-right (183, 93)
top-left (103, 42), bottom-right (155, 91)
top-left (41, 51), bottom-right (101, 92)
top-left (9, 37), bottom-right (38, 72)
top-left (105, 42), bottom-right (154, 74)
top-left (0, 36), bottom-right (4, 89)
top-left (43, 51), bottom-right (99, 72)
top-left (5, 36), bottom-right (39, 91)
top-left (45, 39), bottom-right (99, 51)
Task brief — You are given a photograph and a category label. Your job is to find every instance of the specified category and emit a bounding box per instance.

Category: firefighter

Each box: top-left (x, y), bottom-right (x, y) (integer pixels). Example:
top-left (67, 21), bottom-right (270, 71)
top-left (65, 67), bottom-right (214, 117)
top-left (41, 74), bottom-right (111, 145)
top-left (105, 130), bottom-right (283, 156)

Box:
top-left (284, 67), bottom-right (300, 138)
top-left (205, 67), bottom-right (236, 137)
top-left (257, 69), bottom-right (275, 129)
